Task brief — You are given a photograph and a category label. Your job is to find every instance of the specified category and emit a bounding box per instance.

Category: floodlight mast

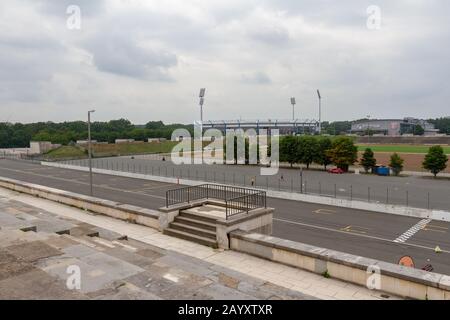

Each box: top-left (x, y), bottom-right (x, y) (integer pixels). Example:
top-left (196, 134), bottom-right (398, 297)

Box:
top-left (199, 88), bottom-right (206, 123)
top-left (290, 97), bottom-right (296, 121)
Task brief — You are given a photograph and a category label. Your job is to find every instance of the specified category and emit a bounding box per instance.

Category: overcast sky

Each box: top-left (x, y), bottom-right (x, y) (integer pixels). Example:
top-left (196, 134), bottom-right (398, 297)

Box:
top-left (1, 0), bottom-right (449, 124)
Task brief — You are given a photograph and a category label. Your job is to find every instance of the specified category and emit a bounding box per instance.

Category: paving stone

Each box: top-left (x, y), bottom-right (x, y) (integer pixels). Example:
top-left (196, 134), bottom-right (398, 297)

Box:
top-left (0, 269), bottom-right (87, 300)
top-left (5, 240), bottom-right (63, 262)
top-left (0, 249), bottom-right (35, 281)
top-left (0, 211), bottom-right (35, 231)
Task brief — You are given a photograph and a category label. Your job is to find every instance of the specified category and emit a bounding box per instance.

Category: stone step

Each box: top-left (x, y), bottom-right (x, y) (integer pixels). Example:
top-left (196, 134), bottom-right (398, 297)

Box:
top-left (163, 228), bottom-right (218, 248)
top-left (179, 211), bottom-right (218, 224)
top-left (169, 222), bottom-right (216, 240)
top-left (174, 216), bottom-right (216, 231)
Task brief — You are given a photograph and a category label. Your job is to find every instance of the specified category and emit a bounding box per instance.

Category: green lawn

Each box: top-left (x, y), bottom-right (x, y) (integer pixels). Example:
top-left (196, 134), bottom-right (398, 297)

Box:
top-left (44, 146), bottom-right (86, 160)
top-left (357, 144), bottom-right (450, 154)
top-left (43, 141), bottom-right (180, 160)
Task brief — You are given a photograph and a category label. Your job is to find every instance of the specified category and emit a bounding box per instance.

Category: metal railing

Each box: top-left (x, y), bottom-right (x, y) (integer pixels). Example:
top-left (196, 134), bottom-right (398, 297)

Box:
top-left (165, 184), bottom-right (266, 219)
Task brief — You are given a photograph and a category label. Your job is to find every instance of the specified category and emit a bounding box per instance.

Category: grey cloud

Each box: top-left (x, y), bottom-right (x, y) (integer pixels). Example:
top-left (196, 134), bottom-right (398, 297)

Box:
top-left (35, 0), bottom-right (105, 17)
top-left (241, 72), bottom-right (272, 84)
top-left (85, 32), bottom-right (177, 80)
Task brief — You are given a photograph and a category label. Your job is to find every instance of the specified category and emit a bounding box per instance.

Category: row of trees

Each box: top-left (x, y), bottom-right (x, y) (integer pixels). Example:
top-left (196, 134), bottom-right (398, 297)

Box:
top-left (280, 136), bottom-right (357, 171)
top-left (360, 148), bottom-right (405, 176)
top-left (361, 146), bottom-right (449, 177)
top-left (0, 119), bottom-right (193, 148)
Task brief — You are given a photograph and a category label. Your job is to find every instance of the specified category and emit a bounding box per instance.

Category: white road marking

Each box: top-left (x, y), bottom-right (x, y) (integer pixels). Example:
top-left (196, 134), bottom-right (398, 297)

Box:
top-left (0, 166), bottom-right (166, 200)
top-left (273, 218), bottom-right (450, 254)
top-left (393, 219), bottom-right (431, 243)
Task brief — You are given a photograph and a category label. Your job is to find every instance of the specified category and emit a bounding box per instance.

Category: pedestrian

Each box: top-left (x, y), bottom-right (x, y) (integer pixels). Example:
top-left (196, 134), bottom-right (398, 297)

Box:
top-left (251, 177), bottom-right (255, 186)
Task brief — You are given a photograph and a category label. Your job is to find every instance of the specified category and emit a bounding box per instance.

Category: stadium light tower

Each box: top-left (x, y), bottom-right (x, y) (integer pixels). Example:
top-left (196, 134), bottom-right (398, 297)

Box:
top-left (317, 90), bottom-right (322, 134)
top-left (199, 88), bottom-right (206, 122)
top-left (290, 97), bottom-right (296, 121)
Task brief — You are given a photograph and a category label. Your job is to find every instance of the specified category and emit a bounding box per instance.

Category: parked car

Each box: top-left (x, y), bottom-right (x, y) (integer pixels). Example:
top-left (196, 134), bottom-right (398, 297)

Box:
top-left (327, 167), bottom-right (344, 174)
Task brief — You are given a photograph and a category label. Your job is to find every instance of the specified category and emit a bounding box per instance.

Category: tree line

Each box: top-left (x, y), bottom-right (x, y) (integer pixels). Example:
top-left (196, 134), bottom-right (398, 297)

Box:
top-left (361, 146), bottom-right (448, 177)
top-left (0, 119), bottom-right (193, 148)
top-left (280, 136), bottom-right (357, 171)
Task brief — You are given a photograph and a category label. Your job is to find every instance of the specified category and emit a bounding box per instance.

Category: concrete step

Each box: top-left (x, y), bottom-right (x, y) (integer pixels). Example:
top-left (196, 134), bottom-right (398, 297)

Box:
top-left (169, 222), bottom-right (216, 240)
top-left (179, 211), bottom-right (218, 224)
top-left (174, 216), bottom-right (216, 231)
top-left (163, 228), bottom-right (218, 248)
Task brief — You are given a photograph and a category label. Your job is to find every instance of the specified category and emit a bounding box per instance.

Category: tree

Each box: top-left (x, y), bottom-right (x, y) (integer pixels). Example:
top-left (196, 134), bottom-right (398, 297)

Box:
top-left (297, 136), bottom-right (318, 169)
top-left (413, 124), bottom-right (424, 136)
top-left (326, 137), bottom-right (357, 171)
top-left (280, 135), bottom-right (299, 167)
top-left (422, 146), bottom-right (448, 177)
top-left (314, 137), bottom-right (332, 170)
top-left (389, 153), bottom-right (404, 176)
top-left (360, 148), bottom-right (376, 173)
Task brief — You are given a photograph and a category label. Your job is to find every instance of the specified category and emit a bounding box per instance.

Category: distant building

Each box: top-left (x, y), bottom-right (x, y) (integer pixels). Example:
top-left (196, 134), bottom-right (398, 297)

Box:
top-left (202, 119), bottom-right (319, 135)
top-left (115, 139), bottom-right (135, 144)
top-left (29, 141), bottom-right (61, 154)
top-left (351, 118), bottom-right (438, 136)
top-left (76, 140), bottom-right (97, 145)
top-left (147, 138), bottom-right (167, 143)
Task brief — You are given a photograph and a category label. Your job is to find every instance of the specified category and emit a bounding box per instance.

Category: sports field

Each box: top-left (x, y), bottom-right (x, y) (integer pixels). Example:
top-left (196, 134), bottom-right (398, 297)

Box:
top-left (357, 144), bottom-right (450, 154)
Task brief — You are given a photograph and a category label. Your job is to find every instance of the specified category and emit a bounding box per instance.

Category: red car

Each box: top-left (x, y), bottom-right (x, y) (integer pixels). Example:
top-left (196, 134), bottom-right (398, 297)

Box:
top-left (327, 168), bottom-right (344, 174)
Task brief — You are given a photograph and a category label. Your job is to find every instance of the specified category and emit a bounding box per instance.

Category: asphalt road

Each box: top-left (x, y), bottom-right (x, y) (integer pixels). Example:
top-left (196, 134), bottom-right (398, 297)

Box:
top-left (1, 159), bottom-right (449, 275)
top-left (61, 155), bottom-right (450, 211)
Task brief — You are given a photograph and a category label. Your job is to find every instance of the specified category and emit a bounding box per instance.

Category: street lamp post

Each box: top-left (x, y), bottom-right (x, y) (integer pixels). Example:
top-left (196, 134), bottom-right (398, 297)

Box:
top-left (317, 90), bottom-right (322, 134)
top-left (88, 110), bottom-right (95, 196)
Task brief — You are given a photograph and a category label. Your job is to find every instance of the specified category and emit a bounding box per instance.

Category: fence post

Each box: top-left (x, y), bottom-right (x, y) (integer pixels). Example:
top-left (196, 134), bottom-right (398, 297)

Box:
top-left (427, 192), bottom-right (430, 210)
top-left (368, 187), bottom-right (371, 202)
top-left (291, 178), bottom-right (293, 192)
top-left (334, 184), bottom-right (337, 198)
top-left (319, 182), bottom-right (321, 195)
top-left (300, 169), bottom-right (303, 194)
top-left (386, 187), bottom-right (389, 204)
top-left (350, 185), bottom-right (353, 201)
top-left (266, 177), bottom-right (269, 190)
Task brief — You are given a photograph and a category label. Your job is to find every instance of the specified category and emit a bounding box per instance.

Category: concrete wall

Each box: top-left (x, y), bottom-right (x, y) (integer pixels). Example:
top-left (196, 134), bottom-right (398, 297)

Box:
top-left (0, 176), bottom-right (160, 229)
top-left (42, 161), bottom-right (450, 222)
top-left (230, 231), bottom-right (450, 300)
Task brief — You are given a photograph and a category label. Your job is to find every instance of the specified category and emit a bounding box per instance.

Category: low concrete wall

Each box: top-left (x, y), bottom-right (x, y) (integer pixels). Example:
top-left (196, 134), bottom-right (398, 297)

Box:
top-left (230, 231), bottom-right (450, 300)
top-left (42, 162), bottom-right (450, 222)
top-left (0, 176), bottom-right (160, 229)
top-left (159, 200), bottom-right (273, 249)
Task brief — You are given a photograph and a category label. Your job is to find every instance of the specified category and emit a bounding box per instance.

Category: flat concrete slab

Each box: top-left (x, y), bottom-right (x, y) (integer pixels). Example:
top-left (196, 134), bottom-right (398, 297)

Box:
top-left (184, 204), bottom-right (226, 219)
top-left (0, 192), bottom-right (316, 300)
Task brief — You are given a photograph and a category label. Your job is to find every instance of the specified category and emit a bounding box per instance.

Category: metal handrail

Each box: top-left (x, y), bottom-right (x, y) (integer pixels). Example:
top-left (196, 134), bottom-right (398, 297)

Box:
top-left (165, 184), bottom-right (266, 219)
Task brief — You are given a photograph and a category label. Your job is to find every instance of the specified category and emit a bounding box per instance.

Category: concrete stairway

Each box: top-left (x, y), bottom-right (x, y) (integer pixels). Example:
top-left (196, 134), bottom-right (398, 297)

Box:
top-left (163, 211), bottom-right (218, 248)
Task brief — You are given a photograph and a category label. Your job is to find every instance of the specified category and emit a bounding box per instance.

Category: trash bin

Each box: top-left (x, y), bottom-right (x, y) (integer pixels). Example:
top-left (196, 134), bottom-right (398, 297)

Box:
top-left (377, 166), bottom-right (390, 176)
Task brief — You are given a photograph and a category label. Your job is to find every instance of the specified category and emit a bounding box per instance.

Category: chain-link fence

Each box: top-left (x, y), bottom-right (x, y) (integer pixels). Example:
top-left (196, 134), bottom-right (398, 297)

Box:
top-left (49, 156), bottom-right (446, 212)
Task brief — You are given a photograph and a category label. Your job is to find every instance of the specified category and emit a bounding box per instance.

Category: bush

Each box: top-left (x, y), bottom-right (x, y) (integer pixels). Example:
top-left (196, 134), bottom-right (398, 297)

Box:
top-left (422, 145), bottom-right (448, 177)
top-left (360, 148), bottom-right (376, 173)
top-left (326, 137), bottom-right (357, 171)
top-left (389, 153), bottom-right (404, 176)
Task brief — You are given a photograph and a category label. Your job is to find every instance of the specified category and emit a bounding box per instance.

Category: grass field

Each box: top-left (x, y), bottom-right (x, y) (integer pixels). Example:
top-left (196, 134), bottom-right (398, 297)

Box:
top-left (44, 141), bottom-right (179, 160)
top-left (357, 144), bottom-right (450, 154)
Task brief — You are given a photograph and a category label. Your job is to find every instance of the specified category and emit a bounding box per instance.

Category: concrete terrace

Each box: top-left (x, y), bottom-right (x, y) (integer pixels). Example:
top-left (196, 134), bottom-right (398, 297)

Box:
top-left (0, 187), bottom-right (398, 300)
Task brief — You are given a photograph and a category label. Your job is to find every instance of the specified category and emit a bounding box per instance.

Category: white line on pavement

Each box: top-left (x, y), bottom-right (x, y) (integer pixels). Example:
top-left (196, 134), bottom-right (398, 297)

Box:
top-left (393, 219), bottom-right (431, 243)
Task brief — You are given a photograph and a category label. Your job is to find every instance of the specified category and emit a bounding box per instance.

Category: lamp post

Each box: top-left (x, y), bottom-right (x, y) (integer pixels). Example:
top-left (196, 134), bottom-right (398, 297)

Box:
top-left (199, 88), bottom-right (206, 123)
top-left (317, 90), bottom-right (322, 134)
top-left (88, 110), bottom-right (95, 196)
